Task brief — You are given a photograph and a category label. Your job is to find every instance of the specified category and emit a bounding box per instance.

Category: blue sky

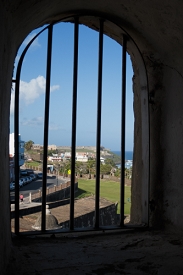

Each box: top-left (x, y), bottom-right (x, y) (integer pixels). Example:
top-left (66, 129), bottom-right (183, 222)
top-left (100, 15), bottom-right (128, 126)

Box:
top-left (10, 22), bottom-right (134, 151)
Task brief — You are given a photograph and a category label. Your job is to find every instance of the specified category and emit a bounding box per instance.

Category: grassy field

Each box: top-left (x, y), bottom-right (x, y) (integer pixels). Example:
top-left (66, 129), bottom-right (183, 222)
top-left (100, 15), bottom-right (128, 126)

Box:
top-left (25, 161), bottom-right (41, 167)
top-left (75, 178), bottom-right (131, 215)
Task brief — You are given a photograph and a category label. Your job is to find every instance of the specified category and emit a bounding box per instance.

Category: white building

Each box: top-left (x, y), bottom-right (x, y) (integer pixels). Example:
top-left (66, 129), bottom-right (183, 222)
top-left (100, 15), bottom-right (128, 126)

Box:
top-left (48, 155), bottom-right (62, 162)
top-left (76, 155), bottom-right (88, 162)
top-left (48, 144), bottom-right (57, 150)
top-left (9, 133), bottom-right (25, 167)
top-left (64, 152), bottom-right (71, 159)
top-left (100, 157), bottom-right (105, 164)
top-left (32, 144), bottom-right (42, 150)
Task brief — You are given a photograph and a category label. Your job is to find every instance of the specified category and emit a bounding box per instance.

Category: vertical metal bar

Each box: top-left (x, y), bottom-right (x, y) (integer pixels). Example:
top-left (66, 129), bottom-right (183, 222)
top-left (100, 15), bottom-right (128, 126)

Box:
top-left (41, 24), bottom-right (53, 232)
top-left (70, 17), bottom-right (79, 230)
top-left (120, 34), bottom-right (127, 226)
top-left (14, 80), bottom-right (20, 235)
top-left (95, 19), bottom-right (104, 229)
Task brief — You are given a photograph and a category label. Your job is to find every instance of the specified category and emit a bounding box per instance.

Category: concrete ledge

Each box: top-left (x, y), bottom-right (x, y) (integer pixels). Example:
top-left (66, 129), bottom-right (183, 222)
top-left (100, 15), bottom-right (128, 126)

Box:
top-left (11, 198), bottom-right (70, 219)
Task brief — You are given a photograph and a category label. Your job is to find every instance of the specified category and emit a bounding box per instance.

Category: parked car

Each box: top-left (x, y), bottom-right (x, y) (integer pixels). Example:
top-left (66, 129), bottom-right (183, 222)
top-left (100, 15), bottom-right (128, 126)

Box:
top-left (37, 173), bottom-right (43, 179)
top-left (21, 177), bottom-right (28, 185)
top-left (25, 177), bottom-right (30, 184)
top-left (20, 170), bottom-right (28, 176)
top-left (10, 182), bottom-right (15, 191)
top-left (26, 169), bottom-right (34, 175)
top-left (19, 179), bottom-right (24, 188)
top-left (27, 176), bottom-right (32, 183)
top-left (29, 174), bottom-right (36, 180)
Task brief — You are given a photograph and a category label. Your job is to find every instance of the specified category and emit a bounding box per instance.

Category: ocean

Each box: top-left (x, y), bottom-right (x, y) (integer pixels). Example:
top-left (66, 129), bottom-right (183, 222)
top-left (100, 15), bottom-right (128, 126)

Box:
top-left (112, 151), bottom-right (133, 161)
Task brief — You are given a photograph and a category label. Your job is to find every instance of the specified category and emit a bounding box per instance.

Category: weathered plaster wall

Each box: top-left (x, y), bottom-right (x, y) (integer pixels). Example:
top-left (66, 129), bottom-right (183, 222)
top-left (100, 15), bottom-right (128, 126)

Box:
top-left (160, 67), bottom-right (183, 231)
top-left (143, 54), bottom-right (183, 230)
top-left (130, 43), bottom-right (150, 226)
top-left (0, 3), bottom-right (15, 274)
top-left (146, 56), bottom-right (165, 228)
top-left (1, 0), bottom-right (183, 273)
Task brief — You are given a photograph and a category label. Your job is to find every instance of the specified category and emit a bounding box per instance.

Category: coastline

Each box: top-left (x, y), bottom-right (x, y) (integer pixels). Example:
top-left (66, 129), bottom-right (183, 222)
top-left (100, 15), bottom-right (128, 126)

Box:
top-left (112, 151), bottom-right (133, 161)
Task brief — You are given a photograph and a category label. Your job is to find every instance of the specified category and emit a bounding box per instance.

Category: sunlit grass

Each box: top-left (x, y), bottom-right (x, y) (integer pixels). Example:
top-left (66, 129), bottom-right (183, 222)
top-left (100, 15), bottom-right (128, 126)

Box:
top-left (25, 161), bottom-right (40, 167)
top-left (76, 178), bottom-right (131, 214)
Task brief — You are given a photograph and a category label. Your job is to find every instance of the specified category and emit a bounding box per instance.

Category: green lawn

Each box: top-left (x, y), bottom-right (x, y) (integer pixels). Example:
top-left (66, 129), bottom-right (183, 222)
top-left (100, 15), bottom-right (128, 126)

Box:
top-left (75, 178), bottom-right (131, 215)
top-left (25, 161), bottom-right (41, 167)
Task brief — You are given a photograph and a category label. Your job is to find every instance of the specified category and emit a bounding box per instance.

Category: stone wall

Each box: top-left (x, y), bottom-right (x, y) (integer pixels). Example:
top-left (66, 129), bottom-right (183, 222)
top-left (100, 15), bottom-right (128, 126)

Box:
top-left (32, 182), bottom-right (78, 203)
top-left (61, 203), bottom-right (118, 229)
top-left (11, 198), bottom-right (71, 218)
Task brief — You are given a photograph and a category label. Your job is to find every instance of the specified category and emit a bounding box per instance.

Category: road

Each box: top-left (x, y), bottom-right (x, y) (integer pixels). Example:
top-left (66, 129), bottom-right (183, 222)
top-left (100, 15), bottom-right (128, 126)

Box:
top-left (10, 174), bottom-right (69, 201)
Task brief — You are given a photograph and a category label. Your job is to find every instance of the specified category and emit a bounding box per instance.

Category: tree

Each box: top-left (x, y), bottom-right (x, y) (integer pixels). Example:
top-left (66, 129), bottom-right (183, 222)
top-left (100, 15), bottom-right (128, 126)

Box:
top-left (63, 160), bottom-right (71, 175)
top-left (100, 163), bottom-right (112, 175)
top-left (87, 159), bottom-right (96, 175)
top-left (105, 158), bottom-right (117, 167)
top-left (47, 149), bottom-right (57, 156)
top-left (75, 161), bottom-right (83, 175)
top-left (114, 168), bottom-right (121, 177)
top-left (125, 167), bottom-right (132, 179)
top-left (59, 159), bottom-right (83, 176)
top-left (24, 140), bottom-right (34, 151)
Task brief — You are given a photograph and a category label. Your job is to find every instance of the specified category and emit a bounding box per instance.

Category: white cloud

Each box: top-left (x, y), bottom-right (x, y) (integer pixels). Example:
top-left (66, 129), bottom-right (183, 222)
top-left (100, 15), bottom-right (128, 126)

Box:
top-left (49, 122), bottom-right (62, 131)
top-left (20, 117), bottom-right (43, 127)
top-left (20, 76), bottom-right (46, 104)
top-left (23, 33), bottom-right (41, 48)
top-left (10, 76), bottom-right (60, 115)
top-left (20, 117), bottom-right (62, 131)
top-left (50, 85), bottom-right (60, 92)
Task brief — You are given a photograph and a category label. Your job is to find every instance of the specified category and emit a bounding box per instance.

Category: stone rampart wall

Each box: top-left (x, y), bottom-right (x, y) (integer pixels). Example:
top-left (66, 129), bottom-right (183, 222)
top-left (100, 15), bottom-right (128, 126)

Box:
top-left (61, 203), bottom-right (118, 228)
top-left (32, 182), bottom-right (78, 203)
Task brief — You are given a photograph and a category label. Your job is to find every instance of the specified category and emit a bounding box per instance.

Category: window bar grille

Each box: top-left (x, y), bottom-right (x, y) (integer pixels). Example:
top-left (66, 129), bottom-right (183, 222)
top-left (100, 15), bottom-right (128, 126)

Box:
top-left (12, 18), bottom-right (144, 236)
top-left (41, 24), bottom-right (53, 232)
top-left (120, 34), bottom-right (127, 226)
top-left (95, 19), bottom-right (104, 229)
top-left (70, 17), bottom-right (79, 230)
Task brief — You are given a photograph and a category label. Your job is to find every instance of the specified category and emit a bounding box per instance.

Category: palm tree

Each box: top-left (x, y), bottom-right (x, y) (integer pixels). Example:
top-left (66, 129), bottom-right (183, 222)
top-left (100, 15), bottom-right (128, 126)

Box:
top-left (24, 140), bottom-right (34, 151)
top-left (75, 161), bottom-right (83, 176)
top-left (59, 160), bottom-right (70, 177)
top-left (87, 159), bottom-right (96, 178)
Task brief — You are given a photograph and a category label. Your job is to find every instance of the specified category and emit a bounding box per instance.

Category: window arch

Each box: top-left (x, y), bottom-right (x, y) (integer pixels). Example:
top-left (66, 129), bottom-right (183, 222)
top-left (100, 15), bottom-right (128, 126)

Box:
top-left (12, 15), bottom-right (149, 235)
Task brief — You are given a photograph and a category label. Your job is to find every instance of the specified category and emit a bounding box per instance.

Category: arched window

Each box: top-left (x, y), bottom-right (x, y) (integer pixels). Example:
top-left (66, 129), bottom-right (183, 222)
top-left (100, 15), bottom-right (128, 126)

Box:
top-left (11, 15), bottom-right (149, 235)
